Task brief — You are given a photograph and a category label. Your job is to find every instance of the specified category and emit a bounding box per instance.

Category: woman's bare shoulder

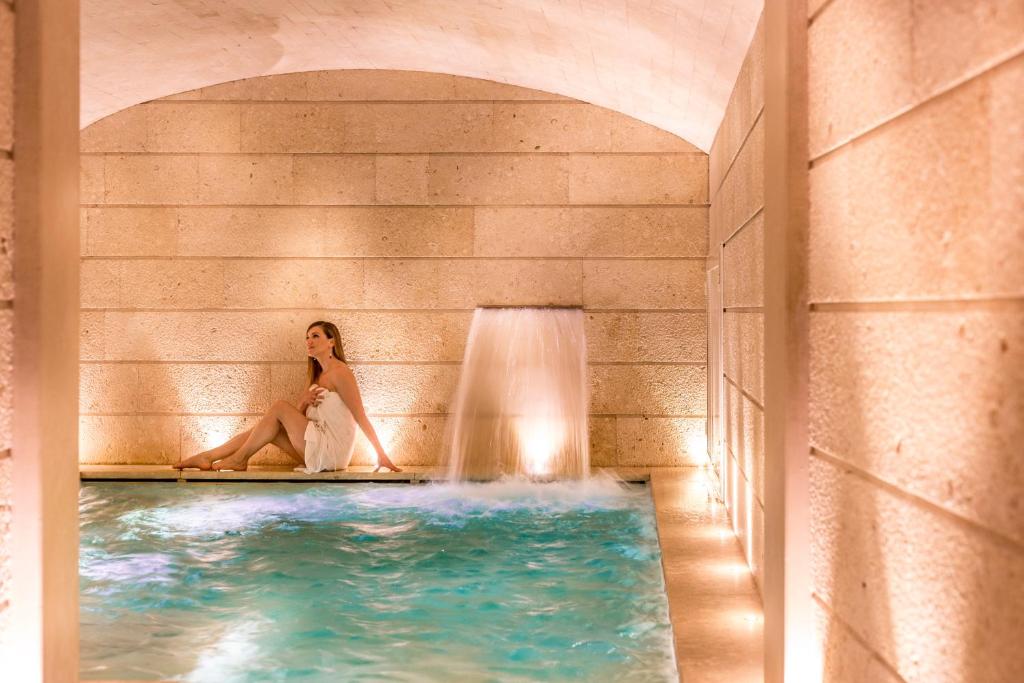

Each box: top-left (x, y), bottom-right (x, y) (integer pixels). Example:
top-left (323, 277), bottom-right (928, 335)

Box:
top-left (318, 363), bottom-right (354, 391)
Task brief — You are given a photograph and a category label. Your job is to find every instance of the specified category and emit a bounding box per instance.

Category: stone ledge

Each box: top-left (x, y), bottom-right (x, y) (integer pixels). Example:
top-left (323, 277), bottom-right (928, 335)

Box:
top-left (79, 464), bottom-right (654, 483)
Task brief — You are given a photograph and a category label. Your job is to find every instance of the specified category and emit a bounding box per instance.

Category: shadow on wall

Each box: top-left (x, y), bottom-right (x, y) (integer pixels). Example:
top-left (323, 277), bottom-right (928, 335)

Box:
top-left (814, 309), bottom-right (1024, 681)
top-left (812, 319), bottom-right (898, 681)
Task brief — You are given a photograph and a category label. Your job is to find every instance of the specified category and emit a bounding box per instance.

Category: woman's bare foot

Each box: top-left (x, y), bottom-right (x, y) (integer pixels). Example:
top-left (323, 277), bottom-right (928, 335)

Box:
top-left (213, 453), bottom-right (249, 471)
top-left (174, 452), bottom-right (215, 470)
top-left (373, 455), bottom-right (402, 473)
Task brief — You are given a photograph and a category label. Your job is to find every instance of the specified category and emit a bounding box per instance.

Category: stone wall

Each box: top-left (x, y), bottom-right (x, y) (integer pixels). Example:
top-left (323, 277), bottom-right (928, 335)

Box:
top-left (806, 1), bottom-right (1023, 681)
top-left (0, 0), bottom-right (13, 643)
top-left (709, 16), bottom-right (765, 591)
top-left (79, 70), bottom-right (710, 468)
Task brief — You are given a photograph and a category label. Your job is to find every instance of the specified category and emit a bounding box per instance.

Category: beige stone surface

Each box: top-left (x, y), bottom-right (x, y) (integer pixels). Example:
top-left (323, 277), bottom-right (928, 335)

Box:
top-left (363, 259), bottom-right (582, 309)
top-left (0, 2), bottom-right (12, 152)
top-left (589, 417), bottom-right (617, 467)
top-left (81, 70), bottom-right (710, 468)
top-left (722, 212), bottom-right (764, 308)
top-left (149, 103), bottom-right (243, 153)
top-left (292, 155), bottom-right (377, 205)
top-left (80, 260), bottom-right (121, 309)
top-left (239, 103), bottom-right (361, 153)
top-left (473, 207), bottom-right (708, 257)
top-left (638, 312), bottom-right (708, 363)
top-left (652, 469), bottom-right (764, 682)
top-left (306, 71), bottom-right (452, 101)
top-left (374, 155), bottom-right (429, 204)
top-left (82, 208), bottom-right (178, 257)
top-left (0, 311), bottom-right (11, 452)
top-left (586, 311), bottom-right (707, 364)
top-left (616, 417), bottom-right (705, 466)
top-left (426, 155), bottom-right (570, 205)
top-left (198, 155), bottom-right (294, 205)
top-left (103, 155), bottom-right (199, 205)
top-left (79, 106), bottom-right (148, 153)
top-left (223, 259), bottom-right (364, 309)
top-left (569, 155), bottom-right (708, 205)
top-left (80, 312), bottom-right (106, 361)
top-left (911, 0), bottom-right (1024, 98)
top-left (812, 598), bottom-right (905, 683)
top-left (584, 312), bottom-right (640, 363)
top-left (184, 73), bottom-right (310, 101)
top-left (640, 364), bottom-right (707, 416)
top-left (710, 117), bottom-right (763, 240)
top-left (80, 155), bottom-right (105, 204)
top-left (490, 102), bottom-right (609, 152)
top-left (610, 115), bottom-right (702, 154)
top-left (724, 381), bottom-right (765, 507)
top-left (449, 75), bottom-right (576, 102)
top-left (724, 312), bottom-right (764, 405)
top-left (329, 207), bottom-right (476, 256)
top-left (352, 364), bottom-right (459, 415)
top-left (808, 0), bottom-right (915, 157)
top-left (116, 260), bottom-right (226, 309)
top-left (0, 159), bottom-right (10, 302)
top-left (583, 260), bottom-right (705, 309)
top-left (98, 311), bottom-right (473, 362)
top-left (79, 364), bottom-right (139, 413)
top-left (371, 103), bottom-right (499, 153)
top-left (178, 207), bottom-right (474, 257)
top-left (710, 15), bottom-right (764, 198)
top-left (810, 456), bottom-right (1024, 683)
top-left (346, 415), bottom-right (447, 467)
top-left (810, 309), bottom-right (1024, 545)
top-left (810, 0), bottom-right (1024, 158)
top-left (809, 59), bottom-right (1024, 301)
top-left (80, 415), bottom-right (181, 464)
top-left (740, 394), bottom-right (765, 507)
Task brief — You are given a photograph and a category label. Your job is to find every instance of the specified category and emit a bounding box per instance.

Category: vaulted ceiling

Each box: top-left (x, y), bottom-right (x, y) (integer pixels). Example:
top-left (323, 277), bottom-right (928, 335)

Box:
top-left (82, 0), bottom-right (762, 151)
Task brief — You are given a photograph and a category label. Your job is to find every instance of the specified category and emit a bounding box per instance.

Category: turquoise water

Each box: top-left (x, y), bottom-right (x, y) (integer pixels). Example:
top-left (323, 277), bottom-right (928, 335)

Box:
top-left (80, 478), bottom-right (678, 682)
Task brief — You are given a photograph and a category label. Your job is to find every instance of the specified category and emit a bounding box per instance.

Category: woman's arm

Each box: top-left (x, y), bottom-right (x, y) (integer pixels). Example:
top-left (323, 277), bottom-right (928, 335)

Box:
top-left (322, 367), bottom-right (401, 471)
top-left (295, 385), bottom-right (322, 414)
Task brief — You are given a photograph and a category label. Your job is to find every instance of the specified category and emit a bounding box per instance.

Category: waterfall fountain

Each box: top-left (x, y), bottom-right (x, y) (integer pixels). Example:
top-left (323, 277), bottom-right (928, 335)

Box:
top-left (445, 307), bottom-right (589, 481)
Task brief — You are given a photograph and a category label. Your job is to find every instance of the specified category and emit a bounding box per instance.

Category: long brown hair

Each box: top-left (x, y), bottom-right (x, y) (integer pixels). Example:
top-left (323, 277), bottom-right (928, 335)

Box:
top-left (306, 320), bottom-right (346, 386)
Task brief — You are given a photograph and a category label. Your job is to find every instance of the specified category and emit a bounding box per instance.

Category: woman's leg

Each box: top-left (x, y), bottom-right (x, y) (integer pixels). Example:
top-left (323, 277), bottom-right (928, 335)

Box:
top-left (272, 430), bottom-right (305, 466)
top-left (174, 428), bottom-right (254, 470)
top-left (214, 401), bottom-right (308, 471)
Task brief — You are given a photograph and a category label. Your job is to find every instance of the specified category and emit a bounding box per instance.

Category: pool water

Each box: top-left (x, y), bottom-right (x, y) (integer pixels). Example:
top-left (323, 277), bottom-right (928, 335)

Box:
top-left (80, 478), bottom-right (678, 682)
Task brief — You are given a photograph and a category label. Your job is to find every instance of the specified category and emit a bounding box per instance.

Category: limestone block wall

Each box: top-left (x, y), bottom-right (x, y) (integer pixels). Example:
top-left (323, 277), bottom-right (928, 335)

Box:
top-left (709, 17), bottom-right (765, 591)
top-left (0, 0), bottom-right (13, 641)
top-left (806, 1), bottom-right (1023, 681)
top-left (79, 70), bottom-right (710, 469)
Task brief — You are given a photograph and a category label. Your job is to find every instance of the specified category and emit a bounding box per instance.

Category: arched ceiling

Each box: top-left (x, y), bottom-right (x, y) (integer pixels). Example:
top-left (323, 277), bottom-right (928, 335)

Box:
top-left (82, 0), bottom-right (762, 151)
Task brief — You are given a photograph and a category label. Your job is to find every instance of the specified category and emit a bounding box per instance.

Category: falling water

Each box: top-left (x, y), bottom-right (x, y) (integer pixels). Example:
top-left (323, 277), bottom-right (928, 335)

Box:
top-left (445, 307), bottom-right (589, 481)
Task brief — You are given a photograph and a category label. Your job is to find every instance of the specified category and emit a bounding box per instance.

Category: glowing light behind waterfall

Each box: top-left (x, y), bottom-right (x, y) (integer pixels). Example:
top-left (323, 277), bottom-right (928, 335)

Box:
top-left (517, 414), bottom-right (565, 476)
top-left (445, 308), bottom-right (589, 480)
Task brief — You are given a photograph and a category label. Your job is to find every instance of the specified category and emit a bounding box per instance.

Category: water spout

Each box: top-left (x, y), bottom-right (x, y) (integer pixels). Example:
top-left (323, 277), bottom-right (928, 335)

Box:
top-left (445, 307), bottom-right (589, 481)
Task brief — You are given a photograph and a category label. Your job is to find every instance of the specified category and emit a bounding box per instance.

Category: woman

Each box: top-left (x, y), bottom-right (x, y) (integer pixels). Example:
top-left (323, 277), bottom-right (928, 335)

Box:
top-left (174, 321), bottom-right (401, 473)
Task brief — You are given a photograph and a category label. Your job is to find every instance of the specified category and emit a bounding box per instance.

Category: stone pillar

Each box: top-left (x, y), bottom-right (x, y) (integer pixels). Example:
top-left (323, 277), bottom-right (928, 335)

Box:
top-left (3, 0), bottom-right (80, 680)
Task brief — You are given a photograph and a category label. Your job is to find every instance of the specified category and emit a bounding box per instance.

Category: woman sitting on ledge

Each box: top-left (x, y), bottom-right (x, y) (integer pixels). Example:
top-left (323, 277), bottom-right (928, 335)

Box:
top-left (174, 320), bottom-right (401, 473)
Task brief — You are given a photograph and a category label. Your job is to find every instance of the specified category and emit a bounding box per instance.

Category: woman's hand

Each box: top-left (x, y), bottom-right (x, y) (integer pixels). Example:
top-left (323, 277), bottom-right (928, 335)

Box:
top-left (373, 451), bottom-right (402, 473)
top-left (299, 384), bottom-right (327, 411)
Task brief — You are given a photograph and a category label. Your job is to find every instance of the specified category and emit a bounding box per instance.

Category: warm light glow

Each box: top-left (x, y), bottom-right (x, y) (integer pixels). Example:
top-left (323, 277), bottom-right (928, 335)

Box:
top-left (745, 476), bottom-right (754, 570)
top-left (202, 424), bottom-right (234, 451)
top-left (687, 431), bottom-right (708, 459)
top-left (710, 561), bottom-right (754, 578)
top-left (516, 415), bottom-right (565, 477)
